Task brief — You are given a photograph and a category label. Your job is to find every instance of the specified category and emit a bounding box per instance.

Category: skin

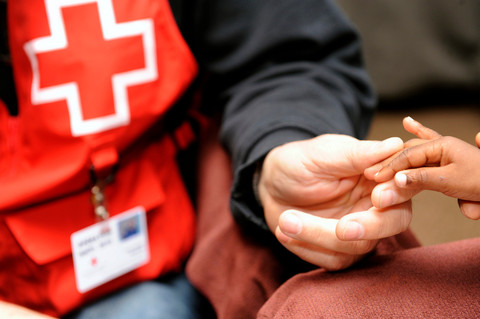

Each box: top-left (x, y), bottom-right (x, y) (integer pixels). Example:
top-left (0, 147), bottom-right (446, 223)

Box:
top-left (367, 116), bottom-right (480, 220)
top-left (258, 133), bottom-right (412, 270)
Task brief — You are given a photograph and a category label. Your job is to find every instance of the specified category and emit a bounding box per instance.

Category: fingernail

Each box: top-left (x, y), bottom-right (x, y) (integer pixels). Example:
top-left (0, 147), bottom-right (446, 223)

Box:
top-left (280, 212), bottom-right (302, 236)
top-left (379, 190), bottom-right (395, 207)
top-left (405, 116), bottom-right (419, 126)
top-left (342, 221), bottom-right (364, 240)
top-left (395, 173), bottom-right (407, 187)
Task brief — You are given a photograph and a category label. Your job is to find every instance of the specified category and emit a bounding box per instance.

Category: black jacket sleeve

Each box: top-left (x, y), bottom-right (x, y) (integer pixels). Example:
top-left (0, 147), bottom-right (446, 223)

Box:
top-left (180, 0), bottom-right (376, 236)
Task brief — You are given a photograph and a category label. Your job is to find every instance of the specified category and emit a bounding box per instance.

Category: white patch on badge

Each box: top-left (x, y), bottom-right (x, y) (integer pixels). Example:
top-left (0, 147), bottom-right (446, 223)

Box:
top-left (71, 206), bottom-right (150, 293)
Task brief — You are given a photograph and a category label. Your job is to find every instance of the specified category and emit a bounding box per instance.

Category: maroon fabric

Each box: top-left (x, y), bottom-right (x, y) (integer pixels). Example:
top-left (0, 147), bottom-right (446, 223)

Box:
top-left (186, 127), bottom-right (429, 319)
top-left (186, 124), bottom-right (286, 319)
top-left (259, 237), bottom-right (480, 318)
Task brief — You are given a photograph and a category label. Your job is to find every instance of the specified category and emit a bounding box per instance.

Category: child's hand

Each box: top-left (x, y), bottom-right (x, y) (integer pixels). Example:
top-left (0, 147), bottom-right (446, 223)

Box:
top-left (370, 117), bottom-right (480, 220)
top-left (365, 116), bottom-right (443, 180)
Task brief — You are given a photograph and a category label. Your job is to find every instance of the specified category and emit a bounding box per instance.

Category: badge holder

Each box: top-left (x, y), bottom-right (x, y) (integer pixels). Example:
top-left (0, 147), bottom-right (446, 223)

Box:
top-left (70, 166), bottom-right (150, 293)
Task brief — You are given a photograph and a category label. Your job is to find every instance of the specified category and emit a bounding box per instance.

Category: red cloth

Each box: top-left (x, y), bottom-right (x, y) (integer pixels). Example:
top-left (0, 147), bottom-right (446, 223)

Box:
top-left (1, 0), bottom-right (198, 316)
top-left (187, 127), bottom-right (480, 318)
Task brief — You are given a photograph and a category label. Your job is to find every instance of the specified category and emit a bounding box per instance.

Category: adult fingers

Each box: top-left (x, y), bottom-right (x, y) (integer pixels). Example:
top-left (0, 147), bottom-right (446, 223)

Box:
top-left (275, 227), bottom-right (367, 271)
top-left (402, 116), bottom-right (442, 140)
top-left (336, 201), bottom-right (412, 241)
top-left (346, 137), bottom-right (403, 173)
top-left (458, 199), bottom-right (480, 220)
top-left (371, 179), bottom-right (420, 209)
top-left (276, 210), bottom-right (378, 270)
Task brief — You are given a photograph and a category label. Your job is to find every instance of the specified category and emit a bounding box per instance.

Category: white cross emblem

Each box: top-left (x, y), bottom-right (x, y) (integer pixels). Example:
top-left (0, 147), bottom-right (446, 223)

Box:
top-left (24, 0), bottom-right (158, 136)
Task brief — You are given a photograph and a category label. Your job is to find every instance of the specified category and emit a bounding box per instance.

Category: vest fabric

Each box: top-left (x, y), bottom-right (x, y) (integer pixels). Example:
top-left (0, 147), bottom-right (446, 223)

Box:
top-left (1, 0), bottom-right (198, 316)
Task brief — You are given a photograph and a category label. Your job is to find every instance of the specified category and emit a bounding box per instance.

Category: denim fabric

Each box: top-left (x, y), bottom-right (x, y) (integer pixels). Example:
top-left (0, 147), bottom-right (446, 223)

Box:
top-left (64, 272), bottom-right (214, 319)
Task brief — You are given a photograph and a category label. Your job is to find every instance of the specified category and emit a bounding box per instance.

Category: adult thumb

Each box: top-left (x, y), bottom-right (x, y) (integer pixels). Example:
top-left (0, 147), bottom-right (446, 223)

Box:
top-left (350, 137), bottom-right (403, 171)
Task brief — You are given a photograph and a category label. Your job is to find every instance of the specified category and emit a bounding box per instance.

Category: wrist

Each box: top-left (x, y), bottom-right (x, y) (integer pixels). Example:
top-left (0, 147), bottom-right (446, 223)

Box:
top-left (252, 159), bottom-right (264, 207)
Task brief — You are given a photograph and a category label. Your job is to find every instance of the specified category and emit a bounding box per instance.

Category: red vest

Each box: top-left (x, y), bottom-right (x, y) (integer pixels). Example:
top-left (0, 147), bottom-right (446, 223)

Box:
top-left (1, 0), bottom-right (198, 316)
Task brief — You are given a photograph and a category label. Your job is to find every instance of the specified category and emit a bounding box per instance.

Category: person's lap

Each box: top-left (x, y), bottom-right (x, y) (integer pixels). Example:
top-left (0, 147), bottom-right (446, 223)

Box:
top-left (187, 127), bottom-right (480, 318)
top-left (258, 237), bottom-right (480, 318)
top-left (64, 272), bottom-right (213, 319)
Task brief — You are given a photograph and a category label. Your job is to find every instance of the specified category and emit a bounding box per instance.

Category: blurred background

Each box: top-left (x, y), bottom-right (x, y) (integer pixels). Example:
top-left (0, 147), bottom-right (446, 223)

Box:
top-left (336, 0), bottom-right (480, 245)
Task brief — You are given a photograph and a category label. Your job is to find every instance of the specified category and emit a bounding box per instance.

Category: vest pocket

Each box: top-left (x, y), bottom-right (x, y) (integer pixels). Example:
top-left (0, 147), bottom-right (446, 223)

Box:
top-left (4, 150), bottom-right (165, 265)
top-left (0, 136), bottom-right (196, 316)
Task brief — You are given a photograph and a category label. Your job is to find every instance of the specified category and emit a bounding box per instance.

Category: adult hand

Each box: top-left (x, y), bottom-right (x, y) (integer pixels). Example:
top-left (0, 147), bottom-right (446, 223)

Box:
top-left (258, 134), bottom-right (410, 270)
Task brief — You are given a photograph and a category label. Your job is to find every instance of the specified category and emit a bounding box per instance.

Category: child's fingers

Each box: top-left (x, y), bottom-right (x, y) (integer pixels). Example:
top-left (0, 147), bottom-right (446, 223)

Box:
top-left (365, 138), bottom-right (428, 181)
top-left (403, 116), bottom-right (442, 140)
top-left (394, 166), bottom-right (454, 193)
top-left (366, 118), bottom-right (440, 182)
top-left (374, 139), bottom-right (443, 182)
top-left (336, 201), bottom-right (412, 241)
top-left (403, 137), bottom-right (431, 149)
top-left (371, 179), bottom-right (420, 209)
top-left (364, 152), bottom-right (400, 180)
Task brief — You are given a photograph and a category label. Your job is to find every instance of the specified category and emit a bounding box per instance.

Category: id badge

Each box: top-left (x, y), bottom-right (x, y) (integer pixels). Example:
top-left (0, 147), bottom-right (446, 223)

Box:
top-left (71, 206), bottom-right (150, 293)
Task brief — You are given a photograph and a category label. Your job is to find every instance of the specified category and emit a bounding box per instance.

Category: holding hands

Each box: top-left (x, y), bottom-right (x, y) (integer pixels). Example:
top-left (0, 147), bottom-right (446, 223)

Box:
top-left (258, 134), bottom-right (410, 270)
top-left (259, 117), bottom-right (480, 271)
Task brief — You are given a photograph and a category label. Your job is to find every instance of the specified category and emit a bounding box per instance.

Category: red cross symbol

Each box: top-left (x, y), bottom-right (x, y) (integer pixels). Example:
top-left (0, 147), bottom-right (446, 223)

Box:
top-left (24, 0), bottom-right (158, 136)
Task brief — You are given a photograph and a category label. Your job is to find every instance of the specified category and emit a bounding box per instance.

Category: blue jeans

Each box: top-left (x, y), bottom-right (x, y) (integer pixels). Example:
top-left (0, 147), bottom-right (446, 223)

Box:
top-left (64, 272), bottom-right (214, 319)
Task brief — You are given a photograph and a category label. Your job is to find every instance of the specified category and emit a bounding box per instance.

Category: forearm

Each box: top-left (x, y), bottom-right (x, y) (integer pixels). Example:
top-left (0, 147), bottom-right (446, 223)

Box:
top-left (190, 0), bottom-right (376, 233)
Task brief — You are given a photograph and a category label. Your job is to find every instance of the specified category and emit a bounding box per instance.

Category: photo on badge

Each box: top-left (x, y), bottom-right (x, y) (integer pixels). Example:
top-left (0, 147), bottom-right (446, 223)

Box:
top-left (118, 214), bottom-right (140, 240)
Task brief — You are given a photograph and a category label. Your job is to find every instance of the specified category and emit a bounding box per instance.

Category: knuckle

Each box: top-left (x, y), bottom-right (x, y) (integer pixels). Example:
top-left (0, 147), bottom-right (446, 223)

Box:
top-left (399, 212), bottom-right (412, 232)
top-left (323, 255), bottom-right (350, 272)
top-left (353, 240), bottom-right (377, 255)
top-left (395, 150), bottom-right (409, 164)
top-left (418, 169), bottom-right (429, 184)
top-left (407, 169), bottom-right (428, 186)
top-left (442, 136), bottom-right (455, 145)
top-left (396, 203), bottom-right (413, 232)
top-left (391, 148), bottom-right (415, 171)
top-left (401, 148), bottom-right (416, 167)
top-left (356, 240), bottom-right (377, 255)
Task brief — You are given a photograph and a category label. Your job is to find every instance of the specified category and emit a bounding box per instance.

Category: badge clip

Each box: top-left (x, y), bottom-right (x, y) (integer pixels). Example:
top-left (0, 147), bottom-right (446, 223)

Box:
top-left (89, 165), bottom-right (116, 221)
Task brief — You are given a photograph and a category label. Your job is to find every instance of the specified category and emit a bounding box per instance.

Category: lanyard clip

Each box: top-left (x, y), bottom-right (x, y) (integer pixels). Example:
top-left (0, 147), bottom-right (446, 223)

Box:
top-left (91, 180), bottom-right (109, 220)
top-left (90, 165), bottom-right (116, 221)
